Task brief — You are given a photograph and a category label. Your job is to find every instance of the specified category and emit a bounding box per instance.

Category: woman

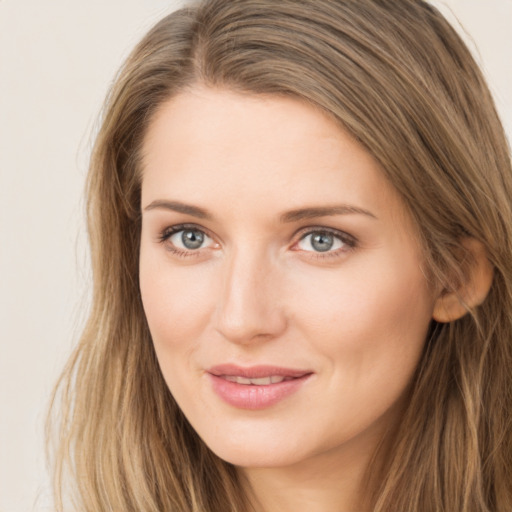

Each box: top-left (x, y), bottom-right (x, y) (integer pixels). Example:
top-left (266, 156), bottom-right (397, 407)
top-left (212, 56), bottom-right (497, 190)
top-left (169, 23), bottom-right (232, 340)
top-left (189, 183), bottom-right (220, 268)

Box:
top-left (48, 0), bottom-right (512, 510)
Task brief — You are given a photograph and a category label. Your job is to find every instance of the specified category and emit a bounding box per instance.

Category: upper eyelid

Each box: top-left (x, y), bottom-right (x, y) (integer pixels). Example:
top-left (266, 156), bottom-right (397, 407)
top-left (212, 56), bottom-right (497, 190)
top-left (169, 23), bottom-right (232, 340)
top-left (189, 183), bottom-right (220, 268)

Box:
top-left (293, 225), bottom-right (357, 243)
top-left (160, 223), bottom-right (214, 240)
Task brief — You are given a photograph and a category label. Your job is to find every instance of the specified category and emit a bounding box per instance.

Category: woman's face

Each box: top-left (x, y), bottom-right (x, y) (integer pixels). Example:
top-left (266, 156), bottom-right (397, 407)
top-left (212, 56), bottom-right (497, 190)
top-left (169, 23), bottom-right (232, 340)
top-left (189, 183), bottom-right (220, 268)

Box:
top-left (139, 87), bottom-right (437, 469)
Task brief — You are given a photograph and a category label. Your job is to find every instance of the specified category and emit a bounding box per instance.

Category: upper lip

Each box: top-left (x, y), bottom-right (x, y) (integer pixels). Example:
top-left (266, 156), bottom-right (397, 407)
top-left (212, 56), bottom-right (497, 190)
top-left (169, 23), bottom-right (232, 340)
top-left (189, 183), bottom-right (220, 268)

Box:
top-left (207, 364), bottom-right (312, 379)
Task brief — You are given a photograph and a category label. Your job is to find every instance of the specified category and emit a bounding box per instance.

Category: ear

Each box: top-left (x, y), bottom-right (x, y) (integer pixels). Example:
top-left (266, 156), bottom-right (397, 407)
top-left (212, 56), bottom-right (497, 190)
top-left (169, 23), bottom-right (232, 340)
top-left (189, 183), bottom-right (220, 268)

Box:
top-left (433, 238), bottom-right (494, 323)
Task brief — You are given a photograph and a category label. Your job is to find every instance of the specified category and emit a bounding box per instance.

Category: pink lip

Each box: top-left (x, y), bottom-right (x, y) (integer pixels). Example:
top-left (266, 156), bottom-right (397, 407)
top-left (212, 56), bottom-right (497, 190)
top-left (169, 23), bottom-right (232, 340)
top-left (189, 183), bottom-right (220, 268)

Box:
top-left (207, 364), bottom-right (313, 410)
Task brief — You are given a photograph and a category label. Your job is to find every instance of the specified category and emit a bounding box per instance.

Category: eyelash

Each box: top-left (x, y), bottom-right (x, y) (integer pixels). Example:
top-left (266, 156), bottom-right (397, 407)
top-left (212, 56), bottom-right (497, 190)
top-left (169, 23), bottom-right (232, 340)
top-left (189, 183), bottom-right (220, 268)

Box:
top-left (157, 224), bottom-right (358, 260)
top-left (157, 223), bottom-right (213, 258)
top-left (293, 226), bottom-right (357, 260)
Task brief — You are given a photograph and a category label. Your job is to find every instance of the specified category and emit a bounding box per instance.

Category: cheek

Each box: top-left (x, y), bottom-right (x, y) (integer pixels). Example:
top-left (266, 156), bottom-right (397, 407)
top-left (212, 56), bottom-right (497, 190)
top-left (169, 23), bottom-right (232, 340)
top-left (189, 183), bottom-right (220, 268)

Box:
top-left (139, 252), bottom-right (216, 356)
top-left (287, 260), bottom-right (434, 443)
top-left (139, 256), bottom-right (220, 413)
top-left (292, 255), bottom-right (434, 374)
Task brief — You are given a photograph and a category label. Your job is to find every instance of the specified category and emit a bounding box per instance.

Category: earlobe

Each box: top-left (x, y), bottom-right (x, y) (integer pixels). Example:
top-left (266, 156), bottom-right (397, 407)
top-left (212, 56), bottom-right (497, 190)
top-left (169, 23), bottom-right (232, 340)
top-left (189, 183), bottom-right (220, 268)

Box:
top-left (432, 239), bottom-right (494, 323)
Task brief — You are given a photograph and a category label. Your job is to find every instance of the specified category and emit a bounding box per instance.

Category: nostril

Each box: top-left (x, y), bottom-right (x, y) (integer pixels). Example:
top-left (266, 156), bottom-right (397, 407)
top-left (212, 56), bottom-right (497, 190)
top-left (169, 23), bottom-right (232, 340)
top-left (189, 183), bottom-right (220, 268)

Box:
top-left (214, 303), bottom-right (287, 344)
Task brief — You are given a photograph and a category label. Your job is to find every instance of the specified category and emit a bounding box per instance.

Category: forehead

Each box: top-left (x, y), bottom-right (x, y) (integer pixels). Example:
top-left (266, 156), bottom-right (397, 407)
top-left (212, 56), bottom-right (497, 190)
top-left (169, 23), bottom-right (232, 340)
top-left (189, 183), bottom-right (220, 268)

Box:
top-left (140, 87), bottom-right (408, 225)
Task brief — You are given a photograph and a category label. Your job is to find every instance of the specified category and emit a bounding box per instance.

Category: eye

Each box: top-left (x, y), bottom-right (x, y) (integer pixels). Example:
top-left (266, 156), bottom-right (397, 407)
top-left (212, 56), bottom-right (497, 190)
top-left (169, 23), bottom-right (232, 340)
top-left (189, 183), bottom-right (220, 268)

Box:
top-left (296, 229), bottom-right (355, 254)
top-left (170, 228), bottom-right (212, 250)
top-left (159, 225), bottom-right (216, 254)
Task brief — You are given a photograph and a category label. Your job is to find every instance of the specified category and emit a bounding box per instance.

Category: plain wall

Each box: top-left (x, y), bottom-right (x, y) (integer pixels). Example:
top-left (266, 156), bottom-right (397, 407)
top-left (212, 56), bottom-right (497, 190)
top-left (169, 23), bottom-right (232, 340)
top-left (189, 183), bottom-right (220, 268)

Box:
top-left (0, 1), bottom-right (510, 511)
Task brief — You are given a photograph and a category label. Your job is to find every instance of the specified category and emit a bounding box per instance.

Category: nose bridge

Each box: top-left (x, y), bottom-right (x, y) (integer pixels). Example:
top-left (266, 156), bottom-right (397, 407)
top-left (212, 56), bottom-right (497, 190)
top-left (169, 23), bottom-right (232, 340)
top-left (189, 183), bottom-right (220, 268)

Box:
top-left (215, 243), bottom-right (286, 344)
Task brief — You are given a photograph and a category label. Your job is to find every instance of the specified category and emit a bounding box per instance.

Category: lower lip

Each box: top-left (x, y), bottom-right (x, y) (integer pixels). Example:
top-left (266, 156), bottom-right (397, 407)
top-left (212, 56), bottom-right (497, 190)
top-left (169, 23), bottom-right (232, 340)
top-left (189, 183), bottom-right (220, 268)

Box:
top-left (208, 374), bottom-right (311, 410)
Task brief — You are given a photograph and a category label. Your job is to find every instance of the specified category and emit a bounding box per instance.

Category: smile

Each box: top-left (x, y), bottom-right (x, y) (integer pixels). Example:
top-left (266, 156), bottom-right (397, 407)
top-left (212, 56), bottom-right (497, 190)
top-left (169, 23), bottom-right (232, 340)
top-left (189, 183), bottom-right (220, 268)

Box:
top-left (222, 375), bottom-right (294, 385)
top-left (207, 365), bottom-right (313, 409)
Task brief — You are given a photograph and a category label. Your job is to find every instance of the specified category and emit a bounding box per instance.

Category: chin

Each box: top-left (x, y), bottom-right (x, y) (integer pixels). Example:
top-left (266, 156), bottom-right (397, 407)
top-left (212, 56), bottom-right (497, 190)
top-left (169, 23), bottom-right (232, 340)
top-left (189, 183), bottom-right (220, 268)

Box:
top-left (197, 424), bottom-right (314, 469)
top-left (210, 444), bottom-right (303, 469)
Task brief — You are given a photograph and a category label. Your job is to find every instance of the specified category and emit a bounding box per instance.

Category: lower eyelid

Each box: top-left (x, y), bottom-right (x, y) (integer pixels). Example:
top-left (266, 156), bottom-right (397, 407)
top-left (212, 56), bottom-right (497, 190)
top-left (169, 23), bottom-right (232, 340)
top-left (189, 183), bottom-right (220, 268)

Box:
top-left (166, 246), bottom-right (205, 258)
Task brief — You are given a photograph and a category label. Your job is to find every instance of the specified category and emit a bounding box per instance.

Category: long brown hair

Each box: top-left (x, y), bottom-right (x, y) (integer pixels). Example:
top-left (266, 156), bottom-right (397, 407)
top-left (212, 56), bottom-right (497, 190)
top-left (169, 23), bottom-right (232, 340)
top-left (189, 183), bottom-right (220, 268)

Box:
top-left (48, 1), bottom-right (512, 510)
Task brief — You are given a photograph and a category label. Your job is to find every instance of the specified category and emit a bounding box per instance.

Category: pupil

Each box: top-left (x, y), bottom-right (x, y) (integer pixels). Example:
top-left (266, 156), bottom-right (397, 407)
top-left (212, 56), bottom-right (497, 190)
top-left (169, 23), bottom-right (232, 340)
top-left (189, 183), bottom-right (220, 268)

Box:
top-left (182, 230), bottom-right (204, 249)
top-left (311, 233), bottom-right (334, 252)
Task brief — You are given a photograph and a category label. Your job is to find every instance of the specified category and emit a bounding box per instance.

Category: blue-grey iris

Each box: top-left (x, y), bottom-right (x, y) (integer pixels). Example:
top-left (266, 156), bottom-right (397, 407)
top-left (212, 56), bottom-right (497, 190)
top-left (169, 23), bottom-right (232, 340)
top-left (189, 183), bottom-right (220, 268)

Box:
top-left (182, 230), bottom-right (204, 249)
top-left (311, 233), bottom-right (334, 252)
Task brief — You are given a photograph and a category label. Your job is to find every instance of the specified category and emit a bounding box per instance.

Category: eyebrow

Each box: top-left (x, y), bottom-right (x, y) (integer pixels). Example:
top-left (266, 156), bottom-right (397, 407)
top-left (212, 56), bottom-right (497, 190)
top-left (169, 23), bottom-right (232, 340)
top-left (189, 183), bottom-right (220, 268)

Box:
top-left (143, 200), bottom-right (213, 219)
top-left (143, 199), bottom-right (377, 222)
top-left (280, 205), bottom-right (377, 223)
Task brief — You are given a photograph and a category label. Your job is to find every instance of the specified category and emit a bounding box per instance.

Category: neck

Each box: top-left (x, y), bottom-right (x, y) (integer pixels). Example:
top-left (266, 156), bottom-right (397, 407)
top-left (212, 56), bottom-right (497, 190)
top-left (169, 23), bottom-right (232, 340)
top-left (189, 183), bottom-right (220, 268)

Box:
top-left (242, 457), bottom-right (366, 512)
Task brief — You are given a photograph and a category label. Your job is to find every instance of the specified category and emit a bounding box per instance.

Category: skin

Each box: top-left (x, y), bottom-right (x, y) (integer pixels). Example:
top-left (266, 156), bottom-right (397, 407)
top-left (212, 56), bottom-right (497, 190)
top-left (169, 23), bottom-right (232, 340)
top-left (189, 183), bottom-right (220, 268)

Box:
top-left (139, 87), bottom-right (440, 512)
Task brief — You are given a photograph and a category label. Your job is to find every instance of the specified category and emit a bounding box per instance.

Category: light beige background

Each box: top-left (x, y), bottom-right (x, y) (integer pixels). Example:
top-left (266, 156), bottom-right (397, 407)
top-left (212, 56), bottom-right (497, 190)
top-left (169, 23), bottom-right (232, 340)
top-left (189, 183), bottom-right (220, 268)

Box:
top-left (0, 1), bottom-right (510, 511)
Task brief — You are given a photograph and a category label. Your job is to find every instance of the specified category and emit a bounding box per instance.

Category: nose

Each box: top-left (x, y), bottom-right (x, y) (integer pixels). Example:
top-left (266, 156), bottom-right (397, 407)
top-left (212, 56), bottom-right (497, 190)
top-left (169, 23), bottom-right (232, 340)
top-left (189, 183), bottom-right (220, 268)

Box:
top-left (214, 248), bottom-right (288, 345)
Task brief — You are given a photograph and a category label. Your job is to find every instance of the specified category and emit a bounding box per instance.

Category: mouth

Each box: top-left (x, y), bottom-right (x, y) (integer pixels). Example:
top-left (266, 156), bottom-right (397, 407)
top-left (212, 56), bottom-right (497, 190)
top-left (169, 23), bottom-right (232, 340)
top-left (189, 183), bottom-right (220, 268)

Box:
top-left (221, 375), bottom-right (297, 385)
top-left (207, 364), bottom-right (313, 409)
top-left (208, 364), bottom-right (311, 380)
